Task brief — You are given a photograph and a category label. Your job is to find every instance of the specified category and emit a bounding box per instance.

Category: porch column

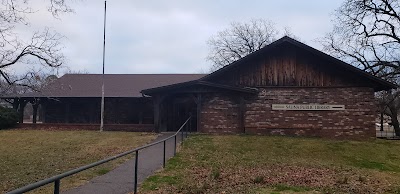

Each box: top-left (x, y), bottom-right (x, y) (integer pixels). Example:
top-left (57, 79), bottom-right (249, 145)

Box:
top-left (239, 96), bottom-right (245, 133)
top-left (153, 95), bottom-right (161, 133)
top-left (18, 99), bottom-right (28, 123)
top-left (31, 98), bottom-right (40, 124)
top-left (12, 98), bottom-right (19, 110)
top-left (64, 102), bottom-right (70, 123)
top-left (139, 112), bottom-right (143, 124)
top-left (32, 104), bottom-right (39, 124)
top-left (40, 100), bottom-right (46, 123)
top-left (196, 93), bottom-right (202, 132)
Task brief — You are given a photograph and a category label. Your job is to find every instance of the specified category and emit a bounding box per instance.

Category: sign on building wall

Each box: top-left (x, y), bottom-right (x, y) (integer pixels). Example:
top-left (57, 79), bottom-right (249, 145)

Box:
top-left (272, 104), bottom-right (345, 111)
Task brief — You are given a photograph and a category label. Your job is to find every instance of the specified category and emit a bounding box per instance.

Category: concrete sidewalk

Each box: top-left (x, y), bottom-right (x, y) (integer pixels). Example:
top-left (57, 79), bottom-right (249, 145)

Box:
top-left (63, 132), bottom-right (185, 194)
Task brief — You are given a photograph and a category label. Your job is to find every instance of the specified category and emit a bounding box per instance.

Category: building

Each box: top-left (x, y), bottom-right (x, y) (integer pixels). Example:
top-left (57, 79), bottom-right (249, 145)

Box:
top-left (2, 37), bottom-right (396, 139)
top-left (1, 74), bottom-right (205, 131)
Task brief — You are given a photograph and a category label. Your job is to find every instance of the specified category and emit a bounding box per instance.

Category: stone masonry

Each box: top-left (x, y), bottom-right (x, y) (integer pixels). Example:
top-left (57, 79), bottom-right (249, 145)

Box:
top-left (200, 93), bottom-right (241, 134)
top-left (200, 87), bottom-right (376, 139)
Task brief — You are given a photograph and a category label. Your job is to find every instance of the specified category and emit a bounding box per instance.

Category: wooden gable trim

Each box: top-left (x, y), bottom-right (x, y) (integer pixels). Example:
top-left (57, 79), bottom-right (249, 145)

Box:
top-left (200, 36), bottom-right (397, 91)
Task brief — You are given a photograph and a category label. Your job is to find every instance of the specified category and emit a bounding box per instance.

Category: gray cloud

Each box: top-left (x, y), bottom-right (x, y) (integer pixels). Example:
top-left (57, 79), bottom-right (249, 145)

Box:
top-left (15, 0), bottom-right (344, 75)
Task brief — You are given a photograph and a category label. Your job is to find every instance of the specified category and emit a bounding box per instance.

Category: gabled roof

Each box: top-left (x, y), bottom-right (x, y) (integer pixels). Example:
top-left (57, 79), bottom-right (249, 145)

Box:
top-left (2, 74), bottom-right (206, 98)
top-left (200, 36), bottom-right (397, 91)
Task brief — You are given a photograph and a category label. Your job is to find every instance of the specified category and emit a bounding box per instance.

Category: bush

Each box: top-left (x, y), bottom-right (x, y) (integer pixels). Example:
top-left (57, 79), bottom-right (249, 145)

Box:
top-left (0, 106), bottom-right (19, 129)
top-left (253, 176), bottom-right (264, 184)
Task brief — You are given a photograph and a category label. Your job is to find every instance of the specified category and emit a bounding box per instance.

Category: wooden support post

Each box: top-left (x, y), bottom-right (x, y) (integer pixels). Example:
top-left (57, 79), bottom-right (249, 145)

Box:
top-left (32, 104), bottom-right (39, 124)
top-left (40, 99), bottom-right (46, 123)
top-left (18, 99), bottom-right (27, 124)
top-left (89, 101), bottom-right (95, 123)
top-left (64, 102), bottom-right (70, 123)
top-left (12, 98), bottom-right (19, 110)
top-left (154, 95), bottom-right (167, 132)
top-left (196, 93), bottom-right (202, 132)
top-left (172, 100), bottom-right (177, 130)
top-left (139, 112), bottom-right (143, 124)
top-left (31, 98), bottom-right (40, 124)
top-left (380, 111), bottom-right (384, 131)
top-left (154, 96), bottom-right (161, 133)
top-left (239, 96), bottom-right (245, 133)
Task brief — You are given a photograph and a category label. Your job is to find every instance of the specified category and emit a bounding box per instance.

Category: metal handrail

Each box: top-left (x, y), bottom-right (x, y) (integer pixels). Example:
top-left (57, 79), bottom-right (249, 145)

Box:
top-left (7, 116), bottom-right (192, 194)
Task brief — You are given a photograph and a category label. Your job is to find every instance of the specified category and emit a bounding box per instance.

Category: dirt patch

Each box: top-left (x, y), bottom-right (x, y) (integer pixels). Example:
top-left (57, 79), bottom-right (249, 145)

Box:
top-left (145, 165), bottom-right (393, 193)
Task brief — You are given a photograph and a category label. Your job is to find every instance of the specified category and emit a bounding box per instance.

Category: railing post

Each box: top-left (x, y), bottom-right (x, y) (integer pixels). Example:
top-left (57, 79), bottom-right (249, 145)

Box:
top-left (134, 150), bottom-right (138, 194)
top-left (189, 118), bottom-right (192, 132)
top-left (186, 122), bottom-right (189, 138)
top-left (174, 135), bottom-right (177, 156)
top-left (181, 127), bottom-right (184, 141)
top-left (163, 140), bottom-right (166, 168)
top-left (54, 179), bottom-right (60, 194)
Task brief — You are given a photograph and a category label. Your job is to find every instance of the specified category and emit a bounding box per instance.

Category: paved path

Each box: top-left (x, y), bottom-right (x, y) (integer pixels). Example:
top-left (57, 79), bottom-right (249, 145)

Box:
top-left (63, 132), bottom-right (185, 194)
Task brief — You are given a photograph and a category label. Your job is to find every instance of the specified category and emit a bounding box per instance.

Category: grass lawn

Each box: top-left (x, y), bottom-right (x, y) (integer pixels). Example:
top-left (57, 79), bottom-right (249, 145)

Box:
top-left (141, 135), bottom-right (400, 193)
top-left (0, 129), bottom-right (156, 193)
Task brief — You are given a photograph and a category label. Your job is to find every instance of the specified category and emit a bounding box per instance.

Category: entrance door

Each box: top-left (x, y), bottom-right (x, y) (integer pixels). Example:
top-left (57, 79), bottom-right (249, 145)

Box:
top-left (165, 96), bottom-right (197, 132)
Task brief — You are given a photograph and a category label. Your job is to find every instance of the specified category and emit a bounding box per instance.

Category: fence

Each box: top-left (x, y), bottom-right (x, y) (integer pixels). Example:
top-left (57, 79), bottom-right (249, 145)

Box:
top-left (7, 117), bottom-right (192, 194)
top-left (376, 122), bottom-right (396, 138)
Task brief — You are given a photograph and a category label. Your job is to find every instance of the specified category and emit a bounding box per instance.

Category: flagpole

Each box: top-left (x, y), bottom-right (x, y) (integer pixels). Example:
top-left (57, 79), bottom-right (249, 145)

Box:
top-left (100, 0), bottom-right (106, 132)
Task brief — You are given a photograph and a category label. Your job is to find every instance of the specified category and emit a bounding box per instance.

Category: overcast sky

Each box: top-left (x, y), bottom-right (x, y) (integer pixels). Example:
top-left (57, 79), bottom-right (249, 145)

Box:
top-left (24, 0), bottom-right (344, 75)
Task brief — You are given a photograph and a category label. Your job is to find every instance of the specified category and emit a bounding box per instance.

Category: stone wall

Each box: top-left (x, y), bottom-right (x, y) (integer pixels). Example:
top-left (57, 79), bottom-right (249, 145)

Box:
top-left (200, 87), bottom-right (376, 139)
top-left (200, 93), bottom-right (241, 133)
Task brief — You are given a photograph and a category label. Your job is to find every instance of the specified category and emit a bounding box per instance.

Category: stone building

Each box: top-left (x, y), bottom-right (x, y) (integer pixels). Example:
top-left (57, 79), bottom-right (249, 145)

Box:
top-left (2, 36), bottom-right (396, 139)
top-left (142, 36), bottom-right (396, 139)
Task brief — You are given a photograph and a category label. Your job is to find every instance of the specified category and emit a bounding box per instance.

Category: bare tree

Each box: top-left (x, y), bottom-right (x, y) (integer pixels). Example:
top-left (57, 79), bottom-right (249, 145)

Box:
top-left (0, 0), bottom-right (73, 95)
top-left (376, 90), bottom-right (400, 135)
top-left (320, 0), bottom-right (400, 136)
top-left (63, 68), bottom-right (90, 74)
top-left (207, 19), bottom-right (279, 71)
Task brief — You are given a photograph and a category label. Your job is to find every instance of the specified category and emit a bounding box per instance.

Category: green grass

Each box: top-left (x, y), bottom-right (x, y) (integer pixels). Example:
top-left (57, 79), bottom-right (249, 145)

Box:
top-left (0, 129), bottom-right (156, 193)
top-left (96, 168), bottom-right (111, 175)
top-left (141, 175), bottom-right (179, 191)
top-left (141, 135), bottom-right (400, 193)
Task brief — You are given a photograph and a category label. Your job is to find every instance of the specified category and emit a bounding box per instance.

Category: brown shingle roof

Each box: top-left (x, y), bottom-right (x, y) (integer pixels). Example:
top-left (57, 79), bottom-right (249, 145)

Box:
top-left (15, 74), bottom-right (206, 98)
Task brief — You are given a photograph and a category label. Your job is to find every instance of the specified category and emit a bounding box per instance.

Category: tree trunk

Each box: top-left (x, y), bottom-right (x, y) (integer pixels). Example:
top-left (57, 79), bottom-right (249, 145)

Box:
top-left (392, 116), bottom-right (400, 137)
top-left (388, 105), bottom-right (400, 137)
top-left (32, 104), bottom-right (39, 124)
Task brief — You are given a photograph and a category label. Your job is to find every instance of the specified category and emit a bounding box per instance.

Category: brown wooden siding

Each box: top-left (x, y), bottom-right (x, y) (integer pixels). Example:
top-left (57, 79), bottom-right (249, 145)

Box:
top-left (43, 97), bottom-right (154, 124)
top-left (210, 44), bottom-right (373, 88)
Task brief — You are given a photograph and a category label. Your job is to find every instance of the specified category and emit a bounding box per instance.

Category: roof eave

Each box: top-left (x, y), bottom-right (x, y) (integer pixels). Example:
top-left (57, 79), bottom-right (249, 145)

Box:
top-left (141, 80), bottom-right (258, 96)
top-left (141, 80), bottom-right (200, 96)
